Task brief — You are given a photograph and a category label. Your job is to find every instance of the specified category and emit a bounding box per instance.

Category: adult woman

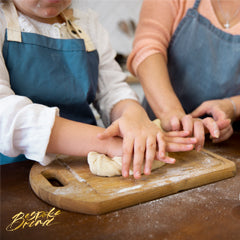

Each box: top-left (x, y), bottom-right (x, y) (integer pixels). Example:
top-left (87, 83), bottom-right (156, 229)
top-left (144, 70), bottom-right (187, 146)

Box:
top-left (128, 0), bottom-right (240, 150)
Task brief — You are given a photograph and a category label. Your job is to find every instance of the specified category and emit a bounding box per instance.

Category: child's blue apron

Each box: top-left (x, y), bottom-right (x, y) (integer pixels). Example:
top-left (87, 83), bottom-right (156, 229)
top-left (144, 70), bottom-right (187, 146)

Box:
top-left (1, 3), bottom-right (99, 164)
top-left (143, 0), bottom-right (240, 119)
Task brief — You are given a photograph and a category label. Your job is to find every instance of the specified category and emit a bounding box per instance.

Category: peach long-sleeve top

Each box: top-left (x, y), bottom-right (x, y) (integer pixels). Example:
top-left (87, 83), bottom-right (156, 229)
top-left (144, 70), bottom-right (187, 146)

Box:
top-left (127, 0), bottom-right (240, 76)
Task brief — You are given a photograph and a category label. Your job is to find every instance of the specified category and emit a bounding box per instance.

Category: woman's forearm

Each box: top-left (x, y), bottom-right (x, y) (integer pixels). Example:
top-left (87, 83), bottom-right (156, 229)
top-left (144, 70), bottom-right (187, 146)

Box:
top-left (136, 53), bottom-right (184, 118)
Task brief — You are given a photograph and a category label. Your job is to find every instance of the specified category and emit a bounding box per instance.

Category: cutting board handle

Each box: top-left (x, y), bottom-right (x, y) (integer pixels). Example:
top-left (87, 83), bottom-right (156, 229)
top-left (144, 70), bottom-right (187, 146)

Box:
top-left (41, 170), bottom-right (65, 187)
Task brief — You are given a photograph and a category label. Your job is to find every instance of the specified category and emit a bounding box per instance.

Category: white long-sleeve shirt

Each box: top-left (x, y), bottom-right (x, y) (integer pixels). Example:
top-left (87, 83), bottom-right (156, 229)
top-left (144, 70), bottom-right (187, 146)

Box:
top-left (0, 6), bottom-right (138, 165)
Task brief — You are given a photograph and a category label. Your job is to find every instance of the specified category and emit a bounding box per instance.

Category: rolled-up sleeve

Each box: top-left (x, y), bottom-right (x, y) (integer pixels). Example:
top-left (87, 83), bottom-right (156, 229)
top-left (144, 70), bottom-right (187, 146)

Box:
top-left (127, 0), bottom-right (179, 76)
top-left (0, 11), bottom-right (59, 165)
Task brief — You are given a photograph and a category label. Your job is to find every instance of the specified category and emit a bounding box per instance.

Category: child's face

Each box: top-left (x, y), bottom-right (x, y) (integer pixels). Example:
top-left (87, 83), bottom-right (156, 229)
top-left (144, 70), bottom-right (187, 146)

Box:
top-left (13, 0), bottom-right (72, 23)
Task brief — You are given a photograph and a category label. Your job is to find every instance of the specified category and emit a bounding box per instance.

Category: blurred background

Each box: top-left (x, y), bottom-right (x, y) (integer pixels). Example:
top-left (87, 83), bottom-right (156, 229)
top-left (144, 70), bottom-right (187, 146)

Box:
top-left (72, 0), bottom-right (145, 125)
top-left (71, 0), bottom-right (143, 57)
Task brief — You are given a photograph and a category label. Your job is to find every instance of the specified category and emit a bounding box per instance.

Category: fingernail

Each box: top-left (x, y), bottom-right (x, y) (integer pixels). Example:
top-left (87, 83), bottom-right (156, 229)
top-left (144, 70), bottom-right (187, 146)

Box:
top-left (135, 171), bottom-right (141, 179)
top-left (144, 167), bottom-right (151, 175)
top-left (167, 158), bottom-right (176, 164)
top-left (187, 144), bottom-right (194, 149)
top-left (214, 130), bottom-right (219, 138)
top-left (122, 170), bottom-right (128, 178)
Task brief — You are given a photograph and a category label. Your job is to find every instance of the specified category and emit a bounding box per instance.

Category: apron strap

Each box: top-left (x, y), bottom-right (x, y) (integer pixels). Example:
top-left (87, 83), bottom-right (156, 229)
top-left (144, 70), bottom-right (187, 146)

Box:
top-left (61, 9), bottom-right (96, 52)
top-left (1, 3), bottom-right (95, 51)
top-left (1, 1), bottom-right (22, 42)
top-left (193, 0), bottom-right (201, 10)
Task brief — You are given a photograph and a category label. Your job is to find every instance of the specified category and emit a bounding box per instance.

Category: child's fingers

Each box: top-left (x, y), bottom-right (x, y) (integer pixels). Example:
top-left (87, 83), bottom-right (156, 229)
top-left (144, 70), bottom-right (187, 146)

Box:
top-left (157, 132), bottom-right (166, 158)
top-left (97, 121), bottom-right (120, 139)
top-left (193, 120), bottom-right (205, 151)
top-left (122, 137), bottom-right (134, 178)
top-left (164, 130), bottom-right (190, 137)
top-left (144, 136), bottom-right (157, 175)
top-left (133, 138), bottom-right (146, 179)
top-left (164, 136), bottom-right (197, 144)
top-left (181, 115), bottom-right (193, 135)
top-left (166, 142), bottom-right (194, 152)
top-left (156, 156), bottom-right (176, 164)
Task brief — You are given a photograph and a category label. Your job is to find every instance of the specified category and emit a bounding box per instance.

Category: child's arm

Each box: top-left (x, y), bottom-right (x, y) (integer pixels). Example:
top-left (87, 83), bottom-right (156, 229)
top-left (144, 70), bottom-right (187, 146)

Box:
top-left (98, 99), bottom-right (197, 179)
top-left (46, 116), bottom-right (123, 158)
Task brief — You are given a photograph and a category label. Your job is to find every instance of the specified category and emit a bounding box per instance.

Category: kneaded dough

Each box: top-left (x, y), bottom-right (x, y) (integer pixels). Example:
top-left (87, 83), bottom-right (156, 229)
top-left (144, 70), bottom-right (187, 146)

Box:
top-left (88, 152), bottom-right (165, 177)
top-left (87, 119), bottom-right (166, 177)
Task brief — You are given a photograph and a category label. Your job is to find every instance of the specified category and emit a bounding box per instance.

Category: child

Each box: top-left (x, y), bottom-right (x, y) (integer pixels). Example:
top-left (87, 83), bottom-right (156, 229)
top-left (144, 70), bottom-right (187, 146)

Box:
top-left (0, 0), bottom-right (196, 179)
top-left (127, 0), bottom-right (240, 150)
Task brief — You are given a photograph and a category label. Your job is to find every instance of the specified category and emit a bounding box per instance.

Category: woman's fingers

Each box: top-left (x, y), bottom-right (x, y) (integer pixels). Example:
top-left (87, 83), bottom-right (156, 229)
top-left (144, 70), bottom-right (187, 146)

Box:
top-left (202, 117), bottom-right (219, 138)
top-left (191, 102), bottom-right (210, 118)
top-left (212, 125), bottom-right (233, 143)
top-left (216, 118), bottom-right (231, 130)
top-left (170, 116), bottom-right (182, 131)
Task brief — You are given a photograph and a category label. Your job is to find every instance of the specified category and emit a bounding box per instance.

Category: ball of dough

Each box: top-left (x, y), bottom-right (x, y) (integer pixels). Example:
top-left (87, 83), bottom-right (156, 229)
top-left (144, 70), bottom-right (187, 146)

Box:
top-left (87, 152), bottom-right (165, 177)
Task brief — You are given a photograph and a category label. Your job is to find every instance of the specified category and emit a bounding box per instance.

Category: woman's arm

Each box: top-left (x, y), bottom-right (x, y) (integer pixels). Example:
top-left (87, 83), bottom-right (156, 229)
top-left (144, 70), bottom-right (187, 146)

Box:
top-left (137, 53), bottom-right (211, 151)
top-left (137, 53), bottom-right (185, 130)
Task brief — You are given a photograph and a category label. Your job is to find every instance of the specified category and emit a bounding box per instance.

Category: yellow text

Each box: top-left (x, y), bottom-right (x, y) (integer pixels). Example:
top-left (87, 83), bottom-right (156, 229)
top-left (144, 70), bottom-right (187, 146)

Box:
top-left (6, 207), bottom-right (61, 231)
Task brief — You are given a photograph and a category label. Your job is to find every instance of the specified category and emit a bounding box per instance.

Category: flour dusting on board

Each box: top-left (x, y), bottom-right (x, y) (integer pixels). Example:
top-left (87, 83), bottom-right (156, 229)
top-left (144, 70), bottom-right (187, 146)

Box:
top-left (109, 154), bottom-right (224, 194)
top-left (117, 185), bottom-right (142, 193)
top-left (55, 159), bottom-right (98, 195)
top-left (57, 159), bottom-right (87, 183)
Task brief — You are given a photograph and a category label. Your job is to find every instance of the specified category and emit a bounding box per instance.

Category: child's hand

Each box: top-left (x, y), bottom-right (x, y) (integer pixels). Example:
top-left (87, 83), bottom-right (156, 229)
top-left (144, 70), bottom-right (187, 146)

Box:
top-left (98, 105), bottom-right (196, 179)
top-left (98, 117), bottom-right (169, 179)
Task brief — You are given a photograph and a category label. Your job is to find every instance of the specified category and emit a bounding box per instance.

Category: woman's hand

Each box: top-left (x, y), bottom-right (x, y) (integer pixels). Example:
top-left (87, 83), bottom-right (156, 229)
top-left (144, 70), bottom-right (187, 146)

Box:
top-left (191, 99), bottom-right (234, 143)
top-left (160, 111), bottom-right (219, 151)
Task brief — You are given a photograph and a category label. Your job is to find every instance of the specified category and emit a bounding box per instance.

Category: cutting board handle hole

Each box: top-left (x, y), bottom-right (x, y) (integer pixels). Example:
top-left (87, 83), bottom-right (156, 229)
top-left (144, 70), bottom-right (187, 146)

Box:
top-left (47, 177), bottom-right (64, 187)
top-left (41, 172), bottom-right (65, 187)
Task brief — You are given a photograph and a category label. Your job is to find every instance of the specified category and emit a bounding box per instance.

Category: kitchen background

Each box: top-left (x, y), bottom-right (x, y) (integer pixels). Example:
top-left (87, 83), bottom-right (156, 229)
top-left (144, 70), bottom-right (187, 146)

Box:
top-left (72, 0), bottom-right (143, 56)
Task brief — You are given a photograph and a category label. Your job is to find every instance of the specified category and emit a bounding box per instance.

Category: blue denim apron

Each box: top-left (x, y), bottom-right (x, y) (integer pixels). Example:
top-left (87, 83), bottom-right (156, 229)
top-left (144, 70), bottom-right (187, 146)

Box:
top-left (1, 4), bottom-right (99, 164)
top-left (143, 0), bottom-right (240, 119)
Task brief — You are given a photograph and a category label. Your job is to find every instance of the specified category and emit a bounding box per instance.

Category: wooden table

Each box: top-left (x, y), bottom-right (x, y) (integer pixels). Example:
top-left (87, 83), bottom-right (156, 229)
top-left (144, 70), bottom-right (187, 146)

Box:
top-left (1, 133), bottom-right (240, 240)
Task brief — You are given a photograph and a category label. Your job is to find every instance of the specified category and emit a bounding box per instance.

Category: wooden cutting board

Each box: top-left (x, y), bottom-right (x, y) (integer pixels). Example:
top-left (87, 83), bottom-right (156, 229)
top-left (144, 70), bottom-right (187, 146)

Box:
top-left (29, 149), bottom-right (236, 215)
